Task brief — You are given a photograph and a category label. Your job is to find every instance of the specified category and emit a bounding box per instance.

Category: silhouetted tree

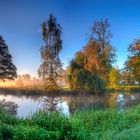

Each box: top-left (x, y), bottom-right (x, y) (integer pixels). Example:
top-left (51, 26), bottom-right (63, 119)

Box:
top-left (38, 14), bottom-right (63, 89)
top-left (0, 36), bottom-right (17, 81)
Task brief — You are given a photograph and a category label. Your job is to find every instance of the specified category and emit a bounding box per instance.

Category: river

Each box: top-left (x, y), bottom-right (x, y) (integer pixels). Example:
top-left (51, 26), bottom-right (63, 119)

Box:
top-left (0, 91), bottom-right (139, 117)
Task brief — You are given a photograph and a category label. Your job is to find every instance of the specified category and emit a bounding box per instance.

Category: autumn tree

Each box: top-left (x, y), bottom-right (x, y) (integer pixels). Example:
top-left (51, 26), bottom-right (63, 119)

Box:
top-left (0, 36), bottom-right (17, 81)
top-left (38, 14), bottom-right (63, 89)
top-left (126, 39), bottom-right (140, 83)
top-left (86, 19), bottom-right (116, 81)
top-left (120, 67), bottom-right (134, 84)
top-left (68, 51), bottom-right (105, 92)
top-left (68, 19), bottom-right (115, 92)
top-left (83, 41), bottom-right (102, 75)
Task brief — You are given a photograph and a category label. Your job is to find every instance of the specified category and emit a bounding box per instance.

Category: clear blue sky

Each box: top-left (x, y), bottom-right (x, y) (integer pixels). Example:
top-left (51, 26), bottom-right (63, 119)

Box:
top-left (0, 0), bottom-right (140, 77)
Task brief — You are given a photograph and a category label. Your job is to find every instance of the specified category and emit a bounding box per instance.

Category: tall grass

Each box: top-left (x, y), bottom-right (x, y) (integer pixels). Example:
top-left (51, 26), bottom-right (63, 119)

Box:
top-left (1, 105), bottom-right (140, 139)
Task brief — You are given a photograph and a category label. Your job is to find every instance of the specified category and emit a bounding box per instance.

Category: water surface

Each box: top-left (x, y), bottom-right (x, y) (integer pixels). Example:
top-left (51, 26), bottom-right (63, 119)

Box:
top-left (0, 91), bottom-right (139, 117)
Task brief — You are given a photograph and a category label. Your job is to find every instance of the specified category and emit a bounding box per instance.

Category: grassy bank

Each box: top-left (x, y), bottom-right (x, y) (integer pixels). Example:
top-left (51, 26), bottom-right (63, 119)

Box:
top-left (107, 85), bottom-right (140, 92)
top-left (1, 105), bottom-right (140, 140)
top-left (0, 84), bottom-right (140, 97)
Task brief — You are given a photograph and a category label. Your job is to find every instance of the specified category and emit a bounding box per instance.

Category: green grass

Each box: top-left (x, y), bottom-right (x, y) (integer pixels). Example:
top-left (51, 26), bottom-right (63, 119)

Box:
top-left (1, 105), bottom-right (140, 140)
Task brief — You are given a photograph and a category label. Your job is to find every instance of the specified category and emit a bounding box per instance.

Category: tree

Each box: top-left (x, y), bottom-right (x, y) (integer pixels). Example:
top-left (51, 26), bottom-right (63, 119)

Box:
top-left (91, 18), bottom-right (112, 50)
top-left (83, 41), bottom-right (102, 75)
top-left (126, 39), bottom-right (140, 83)
top-left (89, 19), bottom-right (116, 81)
top-left (68, 51), bottom-right (105, 92)
top-left (108, 67), bottom-right (120, 88)
top-left (67, 19), bottom-right (115, 92)
top-left (0, 36), bottom-right (17, 81)
top-left (38, 14), bottom-right (63, 89)
top-left (22, 74), bottom-right (31, 80)
top-left (120, 68), bottom-right (134, 84)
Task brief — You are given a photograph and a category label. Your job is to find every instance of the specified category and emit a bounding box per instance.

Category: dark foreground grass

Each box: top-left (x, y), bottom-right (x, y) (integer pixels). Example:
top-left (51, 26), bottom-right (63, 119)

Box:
top-left (1, 105), bottom-right (140, 140)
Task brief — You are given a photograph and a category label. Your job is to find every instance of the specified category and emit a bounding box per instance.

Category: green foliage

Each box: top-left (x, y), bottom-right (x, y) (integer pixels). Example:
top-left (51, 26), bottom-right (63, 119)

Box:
top-left (13, 126), bottom-right (61, 140)
top-left (68, 52), bottom-right (105, 92)
top-left (2, 105), bottom-right (140, 139)
top-left (0, 111), bottom-right (76, 140)
top-left (108, 67), bottom-right (120, 88)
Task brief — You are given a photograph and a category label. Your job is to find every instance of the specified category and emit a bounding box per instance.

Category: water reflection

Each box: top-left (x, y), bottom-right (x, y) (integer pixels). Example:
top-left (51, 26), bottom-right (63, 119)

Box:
top-left (63, 94), bottom-right (108, 114)
top-left (0, 92), bottom-right (140, 117)
top-left (117, 94), bottom-right (126, 111)
top-left (0, 99), bottom-right (18, 115)
top-left (40, 96), bottom-right (70, 115)
top-left (108, 93), bottom-right (137, 111)
top-left (41, 96), bottom-right (61, 112)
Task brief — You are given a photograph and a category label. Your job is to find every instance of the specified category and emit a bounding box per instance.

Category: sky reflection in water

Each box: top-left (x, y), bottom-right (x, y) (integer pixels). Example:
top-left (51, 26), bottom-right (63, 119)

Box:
top-left (0, 92), bottom-right (139, 117)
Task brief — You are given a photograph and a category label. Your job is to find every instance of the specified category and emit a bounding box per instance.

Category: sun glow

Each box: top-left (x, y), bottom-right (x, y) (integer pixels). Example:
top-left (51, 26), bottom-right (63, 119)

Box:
top-left (0, 81), bottom-right (16, 88)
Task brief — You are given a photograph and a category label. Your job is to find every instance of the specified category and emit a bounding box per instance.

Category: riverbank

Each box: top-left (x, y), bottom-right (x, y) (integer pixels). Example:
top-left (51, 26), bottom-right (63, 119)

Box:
top-left (107, 85), bottom-right (140, 93)
top-left (1, 105), bottom-right (140, 140)
top-left (0, 84), bottom-right (140, 96)
top-left (0, 86), bottom-right (103, 96)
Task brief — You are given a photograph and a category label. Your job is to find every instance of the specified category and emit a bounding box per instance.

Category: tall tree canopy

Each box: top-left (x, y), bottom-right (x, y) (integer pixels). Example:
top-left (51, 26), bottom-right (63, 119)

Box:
top-left (82, 19), bottom-right (115, 81)
top-left (89, 18), bottom-right (116, 81)
top-left (126, 39), bottom-right (140, 83)
top-left (91, 18), bottom-right (112, 49)
top-left (38, 14), bottom-right (63, 89)
top-left (0, 36), bottom-right (17, 81)
top-left (67, 19), bottom-right (115, 92)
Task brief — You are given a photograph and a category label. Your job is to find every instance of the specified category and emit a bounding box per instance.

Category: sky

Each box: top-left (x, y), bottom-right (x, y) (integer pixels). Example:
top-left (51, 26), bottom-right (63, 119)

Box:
top-left (0, 0), bottom-right (140, 77)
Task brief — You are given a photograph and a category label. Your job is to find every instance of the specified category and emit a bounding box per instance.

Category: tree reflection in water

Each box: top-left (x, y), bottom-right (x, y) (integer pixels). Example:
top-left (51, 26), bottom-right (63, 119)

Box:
top-left (0, 99), bottom-right (18, 115)
top-left (108, 93), bottom-right (137, 111)
top-left (41, 96), bottom-right (62, 113)
top-left (64, 94), bottom-right (108, 114)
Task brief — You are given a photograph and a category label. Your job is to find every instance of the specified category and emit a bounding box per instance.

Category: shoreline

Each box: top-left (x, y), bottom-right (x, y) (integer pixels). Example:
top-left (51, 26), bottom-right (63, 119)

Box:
top-left (0, 85), bottom-right (140, 96)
